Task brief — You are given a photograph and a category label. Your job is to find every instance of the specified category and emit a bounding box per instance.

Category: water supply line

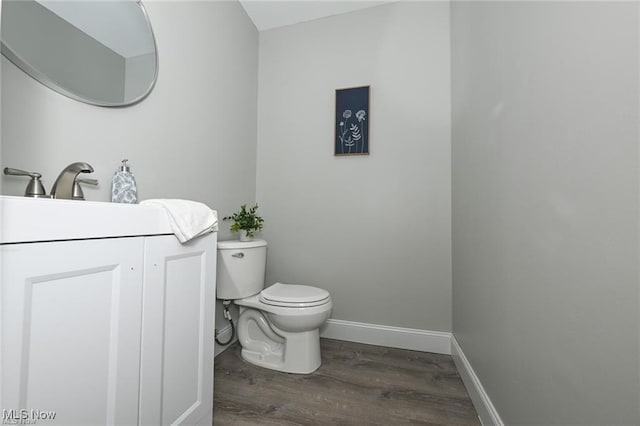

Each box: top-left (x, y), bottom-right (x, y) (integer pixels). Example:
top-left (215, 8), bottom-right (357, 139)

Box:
top-left (215, 300), bottom-right (235, 346)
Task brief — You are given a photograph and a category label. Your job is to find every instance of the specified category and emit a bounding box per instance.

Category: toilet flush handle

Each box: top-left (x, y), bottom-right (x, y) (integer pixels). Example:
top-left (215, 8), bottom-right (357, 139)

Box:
top-left (232, 252), bottom-right (245, 259)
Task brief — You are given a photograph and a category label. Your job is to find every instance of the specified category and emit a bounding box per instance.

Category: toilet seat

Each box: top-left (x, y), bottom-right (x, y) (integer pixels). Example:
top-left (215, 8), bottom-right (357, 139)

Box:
top-left (259, 283), bottom-right (330, 308)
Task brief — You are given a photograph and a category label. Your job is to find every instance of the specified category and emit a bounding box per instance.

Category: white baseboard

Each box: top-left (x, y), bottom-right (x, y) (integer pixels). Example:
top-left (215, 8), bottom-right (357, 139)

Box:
top-left (319, 319), bottom-right (452, 355)
top-left (214, 324), bottom-right (236, 357)
top-left (451, 336), bottom-right (503, 426)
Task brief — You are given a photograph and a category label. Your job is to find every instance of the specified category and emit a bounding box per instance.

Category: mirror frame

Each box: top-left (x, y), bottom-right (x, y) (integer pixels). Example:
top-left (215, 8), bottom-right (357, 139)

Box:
top-left (0, 0), bottom-right (159, 107)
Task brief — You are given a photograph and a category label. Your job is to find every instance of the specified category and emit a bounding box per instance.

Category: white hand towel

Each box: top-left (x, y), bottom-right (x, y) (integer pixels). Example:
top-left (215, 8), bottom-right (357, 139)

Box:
top-left (141, 199), bottom-right (218, 243)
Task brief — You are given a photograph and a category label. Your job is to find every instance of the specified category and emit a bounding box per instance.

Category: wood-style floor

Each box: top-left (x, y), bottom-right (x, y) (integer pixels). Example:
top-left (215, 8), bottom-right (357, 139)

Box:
top-left (214, 338), bottom-right (480, 425)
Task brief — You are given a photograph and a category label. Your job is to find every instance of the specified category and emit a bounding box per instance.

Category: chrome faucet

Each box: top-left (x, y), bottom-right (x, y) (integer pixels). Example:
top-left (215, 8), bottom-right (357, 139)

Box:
top-left (50, 162), bottom-right (94, 199)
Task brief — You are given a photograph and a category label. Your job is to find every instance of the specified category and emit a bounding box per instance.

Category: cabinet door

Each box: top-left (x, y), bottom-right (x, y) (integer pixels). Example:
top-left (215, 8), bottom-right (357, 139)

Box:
top-left (139, 234), bottom-right (216, 426)
top-left (1, 238), bottom-right (145, 425)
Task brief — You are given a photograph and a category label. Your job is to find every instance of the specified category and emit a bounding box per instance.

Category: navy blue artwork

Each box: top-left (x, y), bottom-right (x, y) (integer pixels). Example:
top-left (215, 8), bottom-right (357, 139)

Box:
top-left (335, 86), bottom-right (369, 156)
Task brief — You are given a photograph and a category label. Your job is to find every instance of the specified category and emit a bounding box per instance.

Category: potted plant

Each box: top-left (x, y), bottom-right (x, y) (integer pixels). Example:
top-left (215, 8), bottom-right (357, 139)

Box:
top-left (223, 204), bottom-right (264, 242)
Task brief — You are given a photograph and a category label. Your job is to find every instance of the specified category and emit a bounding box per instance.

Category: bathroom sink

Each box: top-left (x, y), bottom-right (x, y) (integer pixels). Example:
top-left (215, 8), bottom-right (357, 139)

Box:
top-left (0, 195), bottom-right (172, 244)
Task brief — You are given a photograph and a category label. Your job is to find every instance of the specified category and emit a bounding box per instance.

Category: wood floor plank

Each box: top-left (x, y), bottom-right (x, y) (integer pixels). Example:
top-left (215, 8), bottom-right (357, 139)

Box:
top-left (214, 338), bottom-right (480, 425)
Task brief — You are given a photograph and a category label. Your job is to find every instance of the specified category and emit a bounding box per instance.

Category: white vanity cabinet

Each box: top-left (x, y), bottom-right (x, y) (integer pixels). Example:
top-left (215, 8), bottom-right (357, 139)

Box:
top-left (139, 235), bottom-right (216, 426)
top-left (0, 196), bottom-right (217, 426)
top-left (1, 238), bottom-right (146, 425)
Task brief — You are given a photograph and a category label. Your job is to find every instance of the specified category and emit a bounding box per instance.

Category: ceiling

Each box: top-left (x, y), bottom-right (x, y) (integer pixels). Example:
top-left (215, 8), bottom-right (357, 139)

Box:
top-left (239, 1), bottom-right (392, 32)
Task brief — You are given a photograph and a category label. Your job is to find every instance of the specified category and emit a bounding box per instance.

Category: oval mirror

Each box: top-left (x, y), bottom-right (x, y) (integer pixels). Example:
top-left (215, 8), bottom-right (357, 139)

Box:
top-left (1, 0), bottom-right (158, 107)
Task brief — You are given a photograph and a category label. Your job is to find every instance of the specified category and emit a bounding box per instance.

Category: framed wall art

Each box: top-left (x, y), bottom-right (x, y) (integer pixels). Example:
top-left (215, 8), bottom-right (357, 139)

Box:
top-left (335, 86), bottom-right (369, 156)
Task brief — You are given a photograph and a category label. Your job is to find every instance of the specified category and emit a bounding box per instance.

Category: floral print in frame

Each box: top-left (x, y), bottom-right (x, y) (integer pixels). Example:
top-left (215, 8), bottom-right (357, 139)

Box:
top-left (335, 86), bottom-right (369, 156)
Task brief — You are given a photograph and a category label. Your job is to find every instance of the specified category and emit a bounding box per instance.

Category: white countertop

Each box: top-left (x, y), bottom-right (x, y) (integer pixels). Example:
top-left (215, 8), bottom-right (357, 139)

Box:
top-left (0, 195), bottom-right (174, 244)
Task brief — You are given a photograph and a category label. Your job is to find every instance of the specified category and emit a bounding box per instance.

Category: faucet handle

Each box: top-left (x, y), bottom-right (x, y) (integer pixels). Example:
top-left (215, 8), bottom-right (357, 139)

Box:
top-left (4, 167), bottom-right (41, 178)
top-left (72, 178), bottom-right (99, 200)
top-left (3, 167), bottom-right (49, 198)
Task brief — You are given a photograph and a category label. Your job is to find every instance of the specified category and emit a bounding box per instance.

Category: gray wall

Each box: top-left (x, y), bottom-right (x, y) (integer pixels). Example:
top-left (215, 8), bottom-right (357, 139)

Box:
top-left (256, 2), bottom-right (452, 331)
top-left (1, 1), bottom-right (259, 342)
top-left (451, 2), bottom-right (640, 424)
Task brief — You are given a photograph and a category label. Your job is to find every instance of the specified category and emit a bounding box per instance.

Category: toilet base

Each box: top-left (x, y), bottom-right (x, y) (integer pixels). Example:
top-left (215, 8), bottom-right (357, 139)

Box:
top-left (238, 308), bottom-right (322, 374)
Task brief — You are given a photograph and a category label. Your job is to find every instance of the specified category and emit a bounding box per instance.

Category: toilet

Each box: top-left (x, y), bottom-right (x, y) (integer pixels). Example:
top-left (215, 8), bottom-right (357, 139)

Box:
top-left (217, 239), bottom-right (332, 374)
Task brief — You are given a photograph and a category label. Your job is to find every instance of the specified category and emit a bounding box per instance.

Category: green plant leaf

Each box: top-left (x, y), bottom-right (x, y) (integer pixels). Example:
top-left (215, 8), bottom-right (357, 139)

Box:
top-left (223, 203), bottom-right (264, 234)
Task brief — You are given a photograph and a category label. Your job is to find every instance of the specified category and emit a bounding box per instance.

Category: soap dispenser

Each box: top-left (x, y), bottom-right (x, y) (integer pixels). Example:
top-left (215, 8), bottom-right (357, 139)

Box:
top-left (112, 159), bottom-right (137, 204)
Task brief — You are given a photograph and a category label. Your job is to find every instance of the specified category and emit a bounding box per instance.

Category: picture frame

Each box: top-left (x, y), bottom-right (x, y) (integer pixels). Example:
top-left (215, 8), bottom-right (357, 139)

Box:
top-left (335, 86), bottom-right (369, 156)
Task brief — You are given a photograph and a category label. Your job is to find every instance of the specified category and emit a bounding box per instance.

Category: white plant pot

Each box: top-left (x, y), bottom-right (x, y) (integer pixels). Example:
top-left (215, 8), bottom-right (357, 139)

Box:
top-left (239, 230), bottom-right (252, 242)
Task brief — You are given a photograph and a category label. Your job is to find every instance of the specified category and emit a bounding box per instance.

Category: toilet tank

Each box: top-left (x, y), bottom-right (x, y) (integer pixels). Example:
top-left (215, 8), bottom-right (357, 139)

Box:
top-left (216, 239), bottom-right (267, 300)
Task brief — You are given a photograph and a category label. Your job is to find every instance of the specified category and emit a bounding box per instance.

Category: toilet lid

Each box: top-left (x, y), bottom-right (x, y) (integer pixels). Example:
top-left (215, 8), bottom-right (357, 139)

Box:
top-left (260, 283), bottom-right (330, 308)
